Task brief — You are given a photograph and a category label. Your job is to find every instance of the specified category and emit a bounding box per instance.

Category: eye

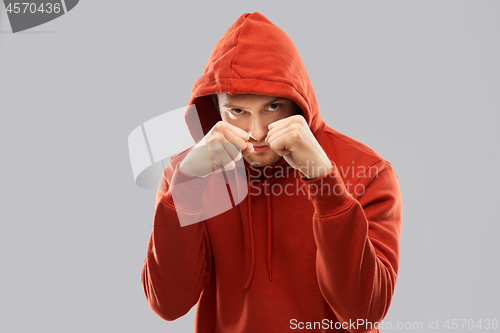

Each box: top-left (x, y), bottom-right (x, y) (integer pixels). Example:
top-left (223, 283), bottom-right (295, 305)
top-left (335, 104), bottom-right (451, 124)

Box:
top-left (230, 108), bottom-right (245, 115)
top-left (267, 103), bottom-right (280, 111)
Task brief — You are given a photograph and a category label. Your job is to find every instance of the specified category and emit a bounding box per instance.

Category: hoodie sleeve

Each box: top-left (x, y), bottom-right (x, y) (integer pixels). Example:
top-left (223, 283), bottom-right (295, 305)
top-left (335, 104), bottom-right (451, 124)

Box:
top-left (302, 159), bottom-right (402, 331)
top-left (141, 165), bottom-right (212, 321)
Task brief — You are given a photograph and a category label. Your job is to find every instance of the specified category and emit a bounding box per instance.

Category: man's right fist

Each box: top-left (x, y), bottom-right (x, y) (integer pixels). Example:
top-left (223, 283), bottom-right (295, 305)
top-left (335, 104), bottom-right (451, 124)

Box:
top-left (179, 121), bottom-right (254, 178)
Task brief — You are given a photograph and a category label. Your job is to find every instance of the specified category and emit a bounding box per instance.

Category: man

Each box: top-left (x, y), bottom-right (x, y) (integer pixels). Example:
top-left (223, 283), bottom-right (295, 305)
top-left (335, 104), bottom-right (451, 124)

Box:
top-left (142, 12), bottom-right (402, 333)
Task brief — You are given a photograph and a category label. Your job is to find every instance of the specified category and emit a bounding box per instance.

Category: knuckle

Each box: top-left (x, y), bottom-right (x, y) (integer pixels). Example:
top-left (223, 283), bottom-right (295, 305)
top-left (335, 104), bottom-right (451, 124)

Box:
top-left (292, 115), bottom-right (306, 126)
top-left (213, 121), bottom-right (226, 131)
top-left (212, 134), bottom-right (224, 142)
top-left (211, 143), bottom-right (224, 156)
top-left (290, 131), bottom-right (301, 140)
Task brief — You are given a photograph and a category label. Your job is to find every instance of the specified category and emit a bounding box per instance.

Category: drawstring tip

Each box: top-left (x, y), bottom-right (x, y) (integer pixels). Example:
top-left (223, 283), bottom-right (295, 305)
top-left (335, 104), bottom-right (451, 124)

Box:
top-left (268, 271), bottom-right (273, 281)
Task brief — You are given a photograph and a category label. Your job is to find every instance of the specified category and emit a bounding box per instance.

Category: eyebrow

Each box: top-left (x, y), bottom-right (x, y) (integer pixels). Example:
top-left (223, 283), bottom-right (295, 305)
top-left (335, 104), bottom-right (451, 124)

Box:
top-left (221, 97), bottom-right (287, 109)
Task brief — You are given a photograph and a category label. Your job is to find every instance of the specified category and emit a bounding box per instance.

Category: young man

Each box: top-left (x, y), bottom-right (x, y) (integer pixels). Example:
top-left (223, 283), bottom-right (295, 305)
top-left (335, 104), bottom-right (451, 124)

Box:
top-left (142, 12), bottom-right (402, 333)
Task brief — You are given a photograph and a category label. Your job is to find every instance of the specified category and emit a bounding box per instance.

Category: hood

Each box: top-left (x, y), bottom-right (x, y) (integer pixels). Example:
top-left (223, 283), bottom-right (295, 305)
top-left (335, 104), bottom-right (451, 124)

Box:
top-left (184, 12), bottom-right (324, 142)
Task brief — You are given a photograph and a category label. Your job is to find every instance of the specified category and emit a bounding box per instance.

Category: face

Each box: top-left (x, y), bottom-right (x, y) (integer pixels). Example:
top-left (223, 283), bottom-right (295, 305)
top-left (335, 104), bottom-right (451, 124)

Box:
top-left (217, 93), bottom-right (301, 167)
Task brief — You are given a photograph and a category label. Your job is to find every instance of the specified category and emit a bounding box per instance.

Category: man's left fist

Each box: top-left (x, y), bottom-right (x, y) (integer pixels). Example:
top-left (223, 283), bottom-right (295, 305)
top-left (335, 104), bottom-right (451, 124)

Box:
top-left (265, 115), bottom-right (333, 179)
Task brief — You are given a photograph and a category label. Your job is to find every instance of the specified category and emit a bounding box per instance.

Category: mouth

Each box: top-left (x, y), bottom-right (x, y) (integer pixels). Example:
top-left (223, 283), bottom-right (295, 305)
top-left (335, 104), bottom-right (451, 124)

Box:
top-left (252, 144), bottom-right (270, 152)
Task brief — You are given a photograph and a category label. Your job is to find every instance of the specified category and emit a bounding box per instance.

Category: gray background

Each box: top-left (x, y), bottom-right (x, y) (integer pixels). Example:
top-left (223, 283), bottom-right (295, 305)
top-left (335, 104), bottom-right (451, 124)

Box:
top-left (1, 1), bottom-right (498, 332)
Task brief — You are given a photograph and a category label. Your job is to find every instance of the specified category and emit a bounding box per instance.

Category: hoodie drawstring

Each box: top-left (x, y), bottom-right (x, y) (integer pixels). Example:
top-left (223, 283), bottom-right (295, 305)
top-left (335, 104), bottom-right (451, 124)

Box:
top-left (242, 174), bottom-right (256, 295)
top-left (242, 167), bottom-right (274, 294)
top-left (265, 175), bottom-right (273, 282)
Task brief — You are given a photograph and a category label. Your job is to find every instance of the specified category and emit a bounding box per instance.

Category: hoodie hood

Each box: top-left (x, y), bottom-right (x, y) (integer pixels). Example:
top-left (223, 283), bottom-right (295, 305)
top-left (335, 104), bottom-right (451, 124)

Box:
top-left (185, 12), bottom-right (325, 142)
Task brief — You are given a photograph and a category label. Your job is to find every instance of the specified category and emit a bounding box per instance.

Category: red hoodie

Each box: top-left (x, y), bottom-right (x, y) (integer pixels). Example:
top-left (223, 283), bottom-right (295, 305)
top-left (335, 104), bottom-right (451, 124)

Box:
top-left (142, 12), bottom-right (402, 333)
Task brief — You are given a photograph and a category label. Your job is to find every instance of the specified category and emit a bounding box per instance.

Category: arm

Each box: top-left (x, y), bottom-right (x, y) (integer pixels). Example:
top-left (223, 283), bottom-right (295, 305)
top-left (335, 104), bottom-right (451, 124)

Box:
top-left (303, 160), bottom-right (402, 332)
top-left (141, 164), bottom-right (212, 321)
top-left (142, 120), bottom-right (252, 320)
top-left (266, 114), bottom-right (402, 330)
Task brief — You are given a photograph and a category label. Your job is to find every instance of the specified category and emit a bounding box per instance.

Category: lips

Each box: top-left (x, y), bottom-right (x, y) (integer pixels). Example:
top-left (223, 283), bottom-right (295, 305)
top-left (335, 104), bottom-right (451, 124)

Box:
top-left (252, 145), bottom-right (270, 152)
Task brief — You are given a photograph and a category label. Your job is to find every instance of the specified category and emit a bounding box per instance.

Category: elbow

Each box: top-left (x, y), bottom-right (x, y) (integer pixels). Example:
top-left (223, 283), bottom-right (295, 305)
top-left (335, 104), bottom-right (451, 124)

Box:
top-left (342, 294), bottom-right (394, 332)
top-left (334, 311), bottom-right (387, 333)
top-left (142, 278), bottom-right (195, 321)
top-left (142, 270), bottom-right (194, 321)
top-left (148, 299), bottom-right (192, 321)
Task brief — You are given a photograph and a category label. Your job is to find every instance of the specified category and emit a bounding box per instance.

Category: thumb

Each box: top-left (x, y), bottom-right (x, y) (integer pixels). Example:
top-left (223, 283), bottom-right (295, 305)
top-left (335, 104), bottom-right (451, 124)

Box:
top-left (242, 142), bottom-right (254, 157)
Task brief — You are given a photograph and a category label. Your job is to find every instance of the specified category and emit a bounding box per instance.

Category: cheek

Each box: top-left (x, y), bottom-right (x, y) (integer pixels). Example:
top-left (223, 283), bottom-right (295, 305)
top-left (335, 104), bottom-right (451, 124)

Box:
top-left (220, 112), bottom-right (236, 125)
top-left (285, 104), bottom-right (300, 117)
top-left (221, 113), bottom-right (248, 130)
top-left (220, 111), bottom-right (230, 122)
top-left (270, 108), bottom-right (295, 123)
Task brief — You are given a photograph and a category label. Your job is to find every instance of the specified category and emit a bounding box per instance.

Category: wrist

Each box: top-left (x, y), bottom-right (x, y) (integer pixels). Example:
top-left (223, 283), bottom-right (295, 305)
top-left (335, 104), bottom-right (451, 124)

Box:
top-left (300, 158), bottom-right (333, 180)
top-left (179, 157), bottom-right (211, 179)
top-left (301, 164), bottom-right (355, 215)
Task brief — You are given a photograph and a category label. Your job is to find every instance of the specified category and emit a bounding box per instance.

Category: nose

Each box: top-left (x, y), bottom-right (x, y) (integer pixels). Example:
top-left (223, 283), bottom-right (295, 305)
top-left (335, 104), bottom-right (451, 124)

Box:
top-left (248, 115), bottom-right (268, 141)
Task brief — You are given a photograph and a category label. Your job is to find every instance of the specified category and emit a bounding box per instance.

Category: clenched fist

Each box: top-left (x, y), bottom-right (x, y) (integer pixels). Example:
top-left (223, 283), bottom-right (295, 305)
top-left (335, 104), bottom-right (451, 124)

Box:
top-left (266, 115), bottom-right (333, 179)
top-left (179, 121), bottom-right (254, 178)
